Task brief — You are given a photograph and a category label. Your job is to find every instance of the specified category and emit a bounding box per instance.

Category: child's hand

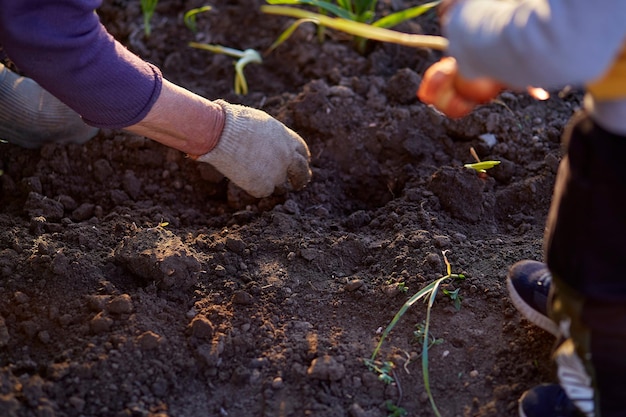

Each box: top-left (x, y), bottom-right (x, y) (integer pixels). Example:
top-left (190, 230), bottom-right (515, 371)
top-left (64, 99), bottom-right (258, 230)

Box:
top-left (417, 57), bottom-right (550, 119)
top-left (438, 0), bottom-right (463, 19)
top-left (417, 57), bottom-right (502, 118)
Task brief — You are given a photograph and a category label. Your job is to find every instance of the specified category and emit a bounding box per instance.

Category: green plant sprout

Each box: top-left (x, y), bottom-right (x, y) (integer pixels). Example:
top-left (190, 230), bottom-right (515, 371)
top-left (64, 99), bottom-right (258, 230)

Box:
top-left (464, 147), bottom-right (501, 174)
top-left (385, 400), bottom-right (408, 417)
top-left (370, 250), bottom-right (464, 417)
top-left (262, 1), bottom-right (446, 54)
top-left (464, 160), bottom-right (501, 173)
top-left (442, 287), bottom-right (462, 311)
top-left (188, 43), bottom-right (262, 95)
top-left (413, 322), bottom-right (444, 348)
top-left (146, 219), bottom-right (169, 232)
top-left (184, 5), bottom-right (213, 34)
top-left (364, 359), bottom-right (395, 384)
top-left (266, 2), bottom-right (331, 44)
top-left (140, 0), bottom-right (159, 37)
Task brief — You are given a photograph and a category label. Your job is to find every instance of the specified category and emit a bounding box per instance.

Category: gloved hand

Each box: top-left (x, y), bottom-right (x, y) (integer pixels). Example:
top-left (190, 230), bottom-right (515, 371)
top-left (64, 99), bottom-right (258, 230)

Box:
top-left (0, 63), bottom-right (99, 149)
top-left (196, 100), bottom-right (312, 198)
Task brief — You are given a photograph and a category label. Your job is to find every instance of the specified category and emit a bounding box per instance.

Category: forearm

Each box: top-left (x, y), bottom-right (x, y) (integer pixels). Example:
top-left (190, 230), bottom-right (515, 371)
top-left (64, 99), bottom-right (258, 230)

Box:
top-left (0, 0), bottom-right (162, 128)
top-left (444, 0), bottom-right (626, 89)
top-left (124, 79), bottom-right (224, 156)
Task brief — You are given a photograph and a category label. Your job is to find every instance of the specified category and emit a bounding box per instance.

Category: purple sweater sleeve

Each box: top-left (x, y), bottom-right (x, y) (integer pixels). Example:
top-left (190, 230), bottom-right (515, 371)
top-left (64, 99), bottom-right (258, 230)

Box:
top-left (0, 0), bottom-right (162, 129)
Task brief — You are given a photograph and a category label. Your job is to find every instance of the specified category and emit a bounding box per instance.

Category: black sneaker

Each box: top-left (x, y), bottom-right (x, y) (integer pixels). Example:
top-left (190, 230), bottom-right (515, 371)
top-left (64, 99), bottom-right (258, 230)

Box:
top-left (506, 260), bottom-right (560, 336)
top-left (519, 384), bottom-right (585, 417)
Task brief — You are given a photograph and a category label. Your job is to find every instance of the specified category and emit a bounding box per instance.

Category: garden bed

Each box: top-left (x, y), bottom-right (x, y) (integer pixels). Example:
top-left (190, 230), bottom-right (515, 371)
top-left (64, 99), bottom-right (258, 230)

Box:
top-left (0, 1), bottom-right (580, 416)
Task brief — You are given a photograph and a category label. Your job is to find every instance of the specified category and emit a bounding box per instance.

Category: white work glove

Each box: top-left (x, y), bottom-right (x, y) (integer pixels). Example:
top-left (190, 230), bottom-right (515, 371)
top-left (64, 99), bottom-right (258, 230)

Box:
top-left (0, 63), bottom-right (99, 149)
top-left (197, 100), bottom-right (311, 198)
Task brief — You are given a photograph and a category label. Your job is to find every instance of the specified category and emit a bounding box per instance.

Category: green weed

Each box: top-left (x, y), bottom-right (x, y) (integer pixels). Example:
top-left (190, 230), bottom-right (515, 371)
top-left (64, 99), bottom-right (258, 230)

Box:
top-left (262, 1), bottom-right (445, 54)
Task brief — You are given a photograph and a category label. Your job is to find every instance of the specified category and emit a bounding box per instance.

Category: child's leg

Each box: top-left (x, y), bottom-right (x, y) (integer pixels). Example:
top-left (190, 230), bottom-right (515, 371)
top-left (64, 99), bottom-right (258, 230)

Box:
top-left (546, 111), bottom-right (626, 416)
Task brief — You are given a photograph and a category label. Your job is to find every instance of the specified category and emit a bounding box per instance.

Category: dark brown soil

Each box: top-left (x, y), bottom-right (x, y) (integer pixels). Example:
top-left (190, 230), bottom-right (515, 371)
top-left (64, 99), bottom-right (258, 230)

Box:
top-left (0, 1), bottom-right (581, 416)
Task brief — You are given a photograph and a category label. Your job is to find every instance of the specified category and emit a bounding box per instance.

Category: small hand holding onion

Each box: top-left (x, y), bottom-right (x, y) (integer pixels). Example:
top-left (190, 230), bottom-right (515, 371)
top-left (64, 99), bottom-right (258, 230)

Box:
top-left (417, 57), bottom-right (549, 118)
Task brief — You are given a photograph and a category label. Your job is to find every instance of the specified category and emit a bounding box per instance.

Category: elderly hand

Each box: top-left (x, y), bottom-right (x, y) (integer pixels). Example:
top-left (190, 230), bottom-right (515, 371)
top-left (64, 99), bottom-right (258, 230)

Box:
top-left (196, 100), bottom-right (312, 198)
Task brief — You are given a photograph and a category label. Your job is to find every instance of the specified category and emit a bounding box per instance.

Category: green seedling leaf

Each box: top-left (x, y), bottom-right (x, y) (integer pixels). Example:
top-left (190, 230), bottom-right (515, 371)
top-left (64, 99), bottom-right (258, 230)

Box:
top-left (442, 287), bottom-right (462, 311)
top-left (234, 50), bottom-right (263, 95)
top-left (464, 160), bottom-right (501, 173)
top-left (266, 0), bottom-right (355, 20)
top-left (140, 0), bottom-right (159, 37)
top-left (189, 43), bottom-right (262, 95)
top-left (184, 5), bottom-right (212, 33)
top-left (340, 0), bottom-right (376, 19)
top-left (364, 359), bottom-right (395, 384)
top-left (266, 18), bottom-right (319, 54)
top-left (264, 0), bottom-right (440, 52)
top-left (261, 5), bottom-right (448, 51)
top-left (385, 400), bottom-right (408, 417)
top-left (374, 1), bottom-right (440, 29)
top-left (413, 322), bottom-right (443, 348)
top-left (423, 277), bottom-right (443, 417)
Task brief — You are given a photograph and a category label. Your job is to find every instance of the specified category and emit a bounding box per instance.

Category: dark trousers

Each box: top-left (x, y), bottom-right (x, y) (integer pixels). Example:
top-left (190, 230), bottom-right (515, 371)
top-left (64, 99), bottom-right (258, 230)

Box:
top-left (545, 111), bottom-right (626, 417)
